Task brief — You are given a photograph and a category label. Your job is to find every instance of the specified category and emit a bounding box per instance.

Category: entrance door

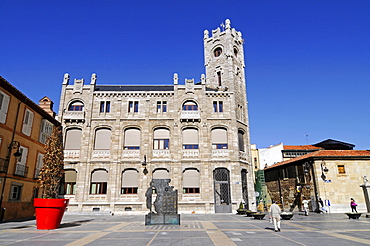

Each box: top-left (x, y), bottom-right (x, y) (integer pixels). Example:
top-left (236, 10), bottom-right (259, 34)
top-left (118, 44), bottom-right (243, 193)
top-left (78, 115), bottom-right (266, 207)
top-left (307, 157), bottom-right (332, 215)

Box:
top-left (214, 168), bottom-right (231, 213)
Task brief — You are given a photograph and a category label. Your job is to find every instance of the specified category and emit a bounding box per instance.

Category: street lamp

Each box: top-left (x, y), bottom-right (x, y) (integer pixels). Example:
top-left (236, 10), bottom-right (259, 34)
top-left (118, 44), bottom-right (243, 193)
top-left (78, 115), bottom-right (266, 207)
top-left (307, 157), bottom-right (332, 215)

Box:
top-left (320, 160), bottom-right (329, 181)
top-left (142, 155), bottom-right (148, 175)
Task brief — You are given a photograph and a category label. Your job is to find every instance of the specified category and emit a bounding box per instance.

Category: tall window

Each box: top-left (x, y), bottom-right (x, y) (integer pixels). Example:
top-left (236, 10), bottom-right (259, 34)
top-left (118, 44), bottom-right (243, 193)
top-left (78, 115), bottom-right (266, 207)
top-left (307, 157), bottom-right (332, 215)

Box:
top-left (68, 101), bottom-right (84, 111)
top-left (211, 128), bottom-right (228, 149)
top-left (182, 128), bottom-right (199, 149)
top-left (182, 101), bottom-right (198, 111)
top-left (15, 146), bottom-right (28, 176)
top-left (183, 168), bottom-right (200, 193)
top-left (34, 153), bottom-right (44, 179)
top-left (128, 101), bottom-right (139, 113)
top-left (65, 128), bottom-right (82, 150)
top-left (0, 90), bottom-right (10, 124)
top-left (121, 169), bottom-right (139, 194)
top-left (63, 170), bottom-right (77, 195)
top-left (157, 101), bottom-right (167, 113)
top-left (22, 108), bottom-right (34, 136)
top-left (94, 128), bottom-right (111, 150)
top-left (238, 130), bottom-right (245, 152)
top-left (9, 183), bottom-right (23, 201)
top-left (39, 119), bottom-right (53, 144)
top-left (100, 101), bottom-right (111, 113)
top-left (124, 128), bottom-right (140, 149)
top-left (153, 128), bottom-right (170, 150)
top-left (217, 71), bottom-right (222, 87)
top-left (213, 101), bottom-right (223, 113)
top-left (90, 170), bottom-right (108, 194)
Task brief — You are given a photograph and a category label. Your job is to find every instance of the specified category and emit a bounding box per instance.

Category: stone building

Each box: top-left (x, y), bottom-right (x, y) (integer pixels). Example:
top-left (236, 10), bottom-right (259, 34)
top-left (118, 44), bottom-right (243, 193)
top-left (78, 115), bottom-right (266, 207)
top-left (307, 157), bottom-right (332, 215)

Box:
top-left (0, 77), bottom-right (59, 221)
top-left (58, 19), bottom-right (255, 214)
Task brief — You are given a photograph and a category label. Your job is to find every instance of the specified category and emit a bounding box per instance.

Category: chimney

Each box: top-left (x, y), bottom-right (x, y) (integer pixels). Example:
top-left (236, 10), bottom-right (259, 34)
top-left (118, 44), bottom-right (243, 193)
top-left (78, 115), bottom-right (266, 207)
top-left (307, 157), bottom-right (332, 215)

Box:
top-left (39, 96), bottom-right (56, 118)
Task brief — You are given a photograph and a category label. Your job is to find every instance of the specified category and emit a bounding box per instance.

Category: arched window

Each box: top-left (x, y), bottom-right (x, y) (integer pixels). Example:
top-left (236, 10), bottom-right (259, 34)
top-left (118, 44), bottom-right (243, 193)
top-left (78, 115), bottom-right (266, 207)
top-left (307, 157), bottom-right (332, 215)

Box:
top-left (65, 128), bottom-right (82, 150)
top-left (68, 101), bottom-right (84, 111)
top-left (211, 128), bottom-right (228, 149)
top-left (182, 128), bottom-right (199, 149)
top-left (182, 101), bottom-right (198, 111)
top-left (90, 169), bottom-right (108, 194)
top-left (214, 47), bottom-right (222, 57)
top-left (124, 128), bottom-right (140, 149)
top-left (62, 170), bottom-right (77, 195)
top-left (153, 128), bottom-right (170, 150)
top-left (238, 130), bottom-right (245, 152)
top-left (183, 168), bottom-right (200, 193)
top-left (94, 128), bottom-right (111, 150)
top-left (121, 169), bottom-right (139, 194)
top-left (153, 168), bottom-right (170, 179)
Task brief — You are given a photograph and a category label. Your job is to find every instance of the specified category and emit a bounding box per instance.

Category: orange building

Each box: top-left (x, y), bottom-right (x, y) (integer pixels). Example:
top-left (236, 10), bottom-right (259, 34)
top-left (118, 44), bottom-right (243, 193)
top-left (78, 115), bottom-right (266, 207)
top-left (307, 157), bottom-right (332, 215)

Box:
top-left (0, 76), bottom-right (59, 221)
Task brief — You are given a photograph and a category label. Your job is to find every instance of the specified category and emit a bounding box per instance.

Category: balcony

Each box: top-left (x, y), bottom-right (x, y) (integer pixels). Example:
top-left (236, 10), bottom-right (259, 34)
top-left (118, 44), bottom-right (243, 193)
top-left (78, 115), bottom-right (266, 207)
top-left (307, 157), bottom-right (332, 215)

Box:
top-left (122, 150), bottom-right (140, 159)
top-left (180, 111), bottom-right (200, 121)
top-left (212, 149), bottom-right (229, 158)
top-left (182, 149), bottom-right (199, 158)
top-left (63, 111), bottom-right (85, 122)
top-left (64, 150), bottom-right (80, 159)
top-left (152, 149), bottom-right (170, 158)
top-left (14, 164), bottom-right (29, 177)
top-left (0, 158), bottom-right (9, 173)
top-left (92, 150), bottom-right (110, 159)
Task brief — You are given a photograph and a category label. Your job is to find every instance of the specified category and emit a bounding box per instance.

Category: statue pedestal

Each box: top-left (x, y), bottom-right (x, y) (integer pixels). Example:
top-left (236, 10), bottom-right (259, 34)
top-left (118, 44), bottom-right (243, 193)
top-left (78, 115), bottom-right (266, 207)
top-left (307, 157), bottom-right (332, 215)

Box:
top-left (145, 213), bottom-right (180, 225)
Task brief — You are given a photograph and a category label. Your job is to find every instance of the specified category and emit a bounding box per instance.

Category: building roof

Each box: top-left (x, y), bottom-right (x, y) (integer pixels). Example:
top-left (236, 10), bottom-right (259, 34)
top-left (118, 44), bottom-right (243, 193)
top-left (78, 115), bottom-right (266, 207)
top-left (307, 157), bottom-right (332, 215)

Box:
top-left (265, 150), bottom-right (370, 170)
top-left (283, 145), bottom-right (322, 150)
top-left (313, 139), bottom-right (355, 150)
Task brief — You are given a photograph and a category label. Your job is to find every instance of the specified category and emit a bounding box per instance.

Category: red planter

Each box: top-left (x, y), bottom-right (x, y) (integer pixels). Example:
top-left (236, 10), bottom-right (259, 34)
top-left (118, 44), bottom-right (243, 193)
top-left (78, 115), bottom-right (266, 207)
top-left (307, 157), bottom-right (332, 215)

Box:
top-left (34, 198), bottom-right (69, 230)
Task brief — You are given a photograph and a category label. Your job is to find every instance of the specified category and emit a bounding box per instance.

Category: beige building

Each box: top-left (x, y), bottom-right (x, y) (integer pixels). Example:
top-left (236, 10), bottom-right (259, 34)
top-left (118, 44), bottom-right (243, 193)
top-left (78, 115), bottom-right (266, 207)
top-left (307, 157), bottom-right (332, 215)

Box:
top-left (0, 77), bottom-right (59, 221)
top-left (58, 19), bottom-right (255, 214)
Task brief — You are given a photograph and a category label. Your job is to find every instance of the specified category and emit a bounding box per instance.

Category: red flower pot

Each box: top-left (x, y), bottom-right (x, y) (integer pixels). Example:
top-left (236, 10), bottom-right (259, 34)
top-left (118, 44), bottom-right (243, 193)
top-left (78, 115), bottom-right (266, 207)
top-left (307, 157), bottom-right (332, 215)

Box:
top-left (34, 198), bottom-right (69, 230)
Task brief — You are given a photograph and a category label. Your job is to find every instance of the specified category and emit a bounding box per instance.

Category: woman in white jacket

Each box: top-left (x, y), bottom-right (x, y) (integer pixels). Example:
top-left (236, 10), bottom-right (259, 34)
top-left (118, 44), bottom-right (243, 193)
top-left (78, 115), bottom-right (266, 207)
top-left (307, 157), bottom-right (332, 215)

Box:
top-left (269, 200), bottom-right (281, 232)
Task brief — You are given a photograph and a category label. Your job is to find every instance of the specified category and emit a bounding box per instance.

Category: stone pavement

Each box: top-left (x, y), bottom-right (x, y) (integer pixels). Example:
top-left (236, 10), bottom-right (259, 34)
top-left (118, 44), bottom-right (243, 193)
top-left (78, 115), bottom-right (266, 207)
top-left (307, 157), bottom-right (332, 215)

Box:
top-left (1, 212), bottom-right (370, 246)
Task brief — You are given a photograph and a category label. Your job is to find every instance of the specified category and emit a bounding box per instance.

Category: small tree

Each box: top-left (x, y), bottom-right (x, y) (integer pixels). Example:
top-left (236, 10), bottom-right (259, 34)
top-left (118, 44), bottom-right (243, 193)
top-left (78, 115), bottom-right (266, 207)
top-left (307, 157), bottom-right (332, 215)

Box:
top-left (37, 126), bottom-right (65, 198)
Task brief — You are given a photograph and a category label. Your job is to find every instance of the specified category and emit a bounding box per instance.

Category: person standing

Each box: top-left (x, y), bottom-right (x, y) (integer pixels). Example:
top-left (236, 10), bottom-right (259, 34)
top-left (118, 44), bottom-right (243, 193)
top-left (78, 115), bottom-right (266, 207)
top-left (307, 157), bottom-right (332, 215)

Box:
top-left (350, 198), bottom-right (358, 213)
top-left (269, 200), bottom-right (281, 232)
top-left (302, 197), bottom-right (310, 216)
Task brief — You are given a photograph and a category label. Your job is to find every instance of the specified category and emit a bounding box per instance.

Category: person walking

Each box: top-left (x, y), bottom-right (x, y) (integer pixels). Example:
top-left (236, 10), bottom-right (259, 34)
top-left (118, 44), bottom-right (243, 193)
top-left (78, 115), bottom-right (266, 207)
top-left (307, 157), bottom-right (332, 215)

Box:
top-left (269, 200), bottom-right (281, 232)
top-left (350, 198), bottom-right (358, 213)
top-left (302, 197), bottom-right (310, 216)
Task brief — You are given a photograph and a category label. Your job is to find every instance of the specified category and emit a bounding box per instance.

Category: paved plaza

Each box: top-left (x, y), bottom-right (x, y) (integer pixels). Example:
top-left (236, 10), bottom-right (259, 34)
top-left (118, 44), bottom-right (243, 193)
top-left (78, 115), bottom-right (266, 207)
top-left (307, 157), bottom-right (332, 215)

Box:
top-left (1, 212), bottom-right (370, 246)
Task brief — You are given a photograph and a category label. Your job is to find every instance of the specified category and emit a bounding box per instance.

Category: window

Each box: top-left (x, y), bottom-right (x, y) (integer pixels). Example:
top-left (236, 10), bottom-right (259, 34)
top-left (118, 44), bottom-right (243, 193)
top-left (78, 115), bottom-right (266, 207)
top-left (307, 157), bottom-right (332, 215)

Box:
top-left (124, 128), bottom-right (140, 149)
top-left (68, 101), bottom-right (84, 111)
top-left (100, 101), bottom-right (110, 113)
top-left (234, 48), bottom-right (238, 57)
top-left (94, 128), bottom-right (111, 150)
top-left (34, 153), bottom-right (44, 179)
top-left (15, 146), bottom-right (28, 176)
top-left (182, 101), bottom-right (198, 111)
top-left (128, 101), bottom-right (139, 113)
top-left (153, 168), bottom-right (170, 179)
top-left (157, 101), bottom-right (167, 113)
top-left (238, 130), bottom-right (245, 152)
top-left (214, 47), bottom-right (222, 57)
top-left (217, 71), bottom-right (222, 87)
top-left (183, 128), bottom-right (199, 149)
top-left (211, 128), bottom-right (228, 149)
top-left (0, 90), bottom-right (10, 124)
top-left (90, 170), bottom-right (108, 194)
top-left (9, 183), bottom-right (22, 201)
top-left (64, 170), bottom-right (77, 195)
top-left (39, 119), bottom-right (53, 144)
top-left (65, 128), bottom-right (82, 150)
top-left (121, 169), bottom-right (139, 194)
top-left (22, 109), bottom-right (34, 136)
top-left (153, 128), bottom-right (170, 150)
top-left (213, 101), bottom-right (223, 113)
top-left (183, 169), bottom-right (200, 194)
top-left (337, 165), bottom-right (346, 174)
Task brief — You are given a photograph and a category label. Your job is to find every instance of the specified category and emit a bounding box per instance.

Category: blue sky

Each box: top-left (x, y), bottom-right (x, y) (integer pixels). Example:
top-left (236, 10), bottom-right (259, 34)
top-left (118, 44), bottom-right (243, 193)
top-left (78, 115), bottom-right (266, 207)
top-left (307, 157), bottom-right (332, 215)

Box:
top-left (1, 1), bottom-right (369, 149)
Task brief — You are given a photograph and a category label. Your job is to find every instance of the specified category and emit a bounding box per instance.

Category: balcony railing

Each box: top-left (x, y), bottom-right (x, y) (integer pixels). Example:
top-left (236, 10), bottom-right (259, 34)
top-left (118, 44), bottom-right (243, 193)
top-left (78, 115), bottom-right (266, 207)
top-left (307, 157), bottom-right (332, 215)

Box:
top-left (92, 150), bottom-right (110, 159)
top-left (212, 149), bottom-right (229, 158)
top-left (64, 150), bottom-right (80, 159)
top-left (122, 150), bottom-right (140, 159)
top-left (180, 111), bottom-right (201, 120)
top-left (14, 164), bottom-right (29, 177)
top-left (0, 158), bottom-right (9, 173)
top-left (152, 149), bottom-right (170, 158)
top-left (182, 149), bottom-right (199, 158)
top-left (63, 111), bottom-right (85, 122)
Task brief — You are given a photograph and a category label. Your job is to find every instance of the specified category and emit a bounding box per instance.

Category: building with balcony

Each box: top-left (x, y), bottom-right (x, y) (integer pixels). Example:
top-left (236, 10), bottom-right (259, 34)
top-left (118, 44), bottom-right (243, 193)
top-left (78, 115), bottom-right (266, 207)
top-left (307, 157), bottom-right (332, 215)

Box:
top-left (58, 19), bottom-right (255, 214)
top-left (0, 77), bottom-right (59, 221)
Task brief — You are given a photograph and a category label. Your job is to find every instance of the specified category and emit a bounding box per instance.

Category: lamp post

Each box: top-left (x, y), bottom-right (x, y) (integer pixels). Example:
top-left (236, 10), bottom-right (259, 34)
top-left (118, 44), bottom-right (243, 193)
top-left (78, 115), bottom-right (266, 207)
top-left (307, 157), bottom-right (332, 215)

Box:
top-left (320, 160), bottom-right (329, 181)
top-left (142, 155), bottom-right (148, 175)
top-left (0, 141), bottom-right (22, 221)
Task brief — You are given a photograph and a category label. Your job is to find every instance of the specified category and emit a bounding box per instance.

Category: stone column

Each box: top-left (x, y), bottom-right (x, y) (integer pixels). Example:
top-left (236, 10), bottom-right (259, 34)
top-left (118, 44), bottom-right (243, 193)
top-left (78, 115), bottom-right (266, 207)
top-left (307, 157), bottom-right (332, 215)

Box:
top-left (360, 176), bottom-right (370, 217)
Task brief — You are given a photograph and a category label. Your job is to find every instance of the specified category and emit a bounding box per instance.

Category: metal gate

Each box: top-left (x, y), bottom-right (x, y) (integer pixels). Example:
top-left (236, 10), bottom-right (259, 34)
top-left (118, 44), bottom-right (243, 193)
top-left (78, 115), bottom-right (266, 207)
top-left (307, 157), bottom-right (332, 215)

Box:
top-left (213, 168), bottom-right (231, 213)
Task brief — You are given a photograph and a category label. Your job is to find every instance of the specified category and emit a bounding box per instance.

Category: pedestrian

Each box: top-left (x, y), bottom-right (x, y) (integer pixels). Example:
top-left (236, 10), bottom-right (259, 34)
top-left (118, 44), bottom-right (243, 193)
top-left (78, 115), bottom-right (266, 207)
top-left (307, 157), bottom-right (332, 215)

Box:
top-left (269, 200), bottom-right (281, 232)
top-left (318, 198), bottom-right (327, 213)
top-left (350, 198), bottom-right (358, 213)
top-left (302, 197), bottom-right (310, 216)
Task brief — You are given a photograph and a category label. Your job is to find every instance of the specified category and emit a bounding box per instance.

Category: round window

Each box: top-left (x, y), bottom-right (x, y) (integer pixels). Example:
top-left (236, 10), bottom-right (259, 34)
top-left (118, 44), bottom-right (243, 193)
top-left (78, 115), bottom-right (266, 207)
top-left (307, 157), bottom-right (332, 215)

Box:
top-left (214, 47), bottom-right (222, 57)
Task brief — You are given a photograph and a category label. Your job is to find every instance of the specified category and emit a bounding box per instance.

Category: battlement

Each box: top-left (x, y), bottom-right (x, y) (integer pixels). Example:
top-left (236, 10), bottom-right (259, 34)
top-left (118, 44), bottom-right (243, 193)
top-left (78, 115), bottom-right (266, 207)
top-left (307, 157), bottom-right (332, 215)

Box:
top-left (203, 19), bottom-right (243, 42)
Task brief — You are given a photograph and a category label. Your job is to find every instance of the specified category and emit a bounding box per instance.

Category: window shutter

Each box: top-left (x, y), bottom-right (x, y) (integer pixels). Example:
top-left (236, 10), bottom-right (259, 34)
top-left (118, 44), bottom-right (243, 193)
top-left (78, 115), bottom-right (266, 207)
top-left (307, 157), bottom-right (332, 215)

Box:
top-left (122, 170), bottom-right (139, 187)
top-left (183, 128), bottom-right (198, 144)
top-left (91, 170), bottom-right (108, 182)
top-left (18, 146), bottom-right (28, 165)
top-left (183, 169), bottom-right (200, 188)
top-left (211, 128), bottom-right (227, 144)
top-left (34, 153), bottom-right (44, 178)
top-left (0, 91), bottom-right (10, 124)
top-left (65, 129), bottom-right (82, 150)
top-left (94, 128), bottom-right (111, 150)
top-left (65, 170), bottom-right (77, 182)
top-left (22, 109), bottom-right (34, 136)
top-left (154, 128), bottom-right (170, 139)
top-left (153, 169), bottom-right (170, 179)
top-left (124, 128), bottom-right (140, 146)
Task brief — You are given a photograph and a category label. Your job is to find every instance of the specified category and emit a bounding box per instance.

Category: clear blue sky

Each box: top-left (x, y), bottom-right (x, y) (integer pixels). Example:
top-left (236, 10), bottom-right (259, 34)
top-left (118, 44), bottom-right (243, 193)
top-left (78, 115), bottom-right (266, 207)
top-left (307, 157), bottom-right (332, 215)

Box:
top-left (1, 1), bottom-right (369, 149)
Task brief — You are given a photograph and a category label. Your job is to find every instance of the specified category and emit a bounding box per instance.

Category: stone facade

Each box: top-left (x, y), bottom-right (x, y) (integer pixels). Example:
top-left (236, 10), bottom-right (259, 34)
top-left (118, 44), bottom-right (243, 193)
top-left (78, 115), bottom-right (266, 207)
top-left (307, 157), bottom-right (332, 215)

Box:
top-left (58, 20), bottom-right (255, 214)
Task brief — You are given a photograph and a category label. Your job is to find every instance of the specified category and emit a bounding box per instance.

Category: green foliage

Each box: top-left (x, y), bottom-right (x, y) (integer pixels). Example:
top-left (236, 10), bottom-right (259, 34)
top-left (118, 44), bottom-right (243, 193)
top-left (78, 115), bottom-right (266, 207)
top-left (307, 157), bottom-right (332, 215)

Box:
top-left (37, 127), bottom-right (64, 198)
top-left (239, 202), bottom-right (244, 209)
